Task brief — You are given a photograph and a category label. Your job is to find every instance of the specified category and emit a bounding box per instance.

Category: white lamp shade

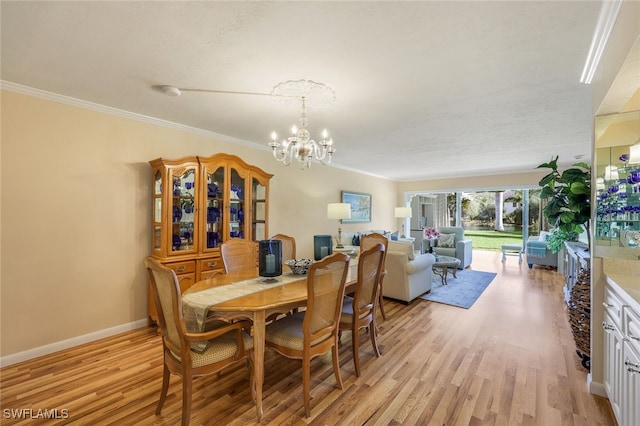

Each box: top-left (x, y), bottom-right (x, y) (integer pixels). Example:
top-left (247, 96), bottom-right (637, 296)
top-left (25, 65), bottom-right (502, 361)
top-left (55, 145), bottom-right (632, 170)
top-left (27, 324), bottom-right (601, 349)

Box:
top-left (630, 142), bottom-right (640, 164)
top-left (394, 207), bottom-right (412, 218)
top-left (327, 203), bottom-right (351, 220)
top-left (604, 165), bottom-right (619, 180)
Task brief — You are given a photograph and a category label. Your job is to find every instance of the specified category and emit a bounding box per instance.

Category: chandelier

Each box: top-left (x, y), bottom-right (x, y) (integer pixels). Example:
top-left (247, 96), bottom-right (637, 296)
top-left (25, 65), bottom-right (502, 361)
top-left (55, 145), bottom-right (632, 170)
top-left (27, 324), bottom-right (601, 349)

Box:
top-left (268, 80), bottom-right (336, 169)
top-left (155, 79), bottom-right (337, 169)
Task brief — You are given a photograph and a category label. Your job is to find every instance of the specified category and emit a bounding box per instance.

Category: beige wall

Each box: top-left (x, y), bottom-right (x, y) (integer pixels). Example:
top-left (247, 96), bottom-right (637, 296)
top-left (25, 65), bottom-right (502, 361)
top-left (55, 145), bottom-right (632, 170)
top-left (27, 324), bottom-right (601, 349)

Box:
top-left (0, 90), bottom-right (396, 359)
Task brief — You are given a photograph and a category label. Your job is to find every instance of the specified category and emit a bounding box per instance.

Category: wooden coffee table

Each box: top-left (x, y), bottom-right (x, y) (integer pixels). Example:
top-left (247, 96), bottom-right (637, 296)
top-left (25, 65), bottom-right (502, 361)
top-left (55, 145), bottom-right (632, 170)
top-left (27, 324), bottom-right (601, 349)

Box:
top-left (432, 255), bottom-right (461, 285)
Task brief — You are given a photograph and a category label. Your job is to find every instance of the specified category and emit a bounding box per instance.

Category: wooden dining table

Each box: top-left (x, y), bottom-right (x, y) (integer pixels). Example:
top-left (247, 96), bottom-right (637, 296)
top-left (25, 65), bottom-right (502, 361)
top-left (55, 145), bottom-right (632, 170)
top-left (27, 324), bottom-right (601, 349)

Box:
top-left (182, 263), bottom-right (357, 420)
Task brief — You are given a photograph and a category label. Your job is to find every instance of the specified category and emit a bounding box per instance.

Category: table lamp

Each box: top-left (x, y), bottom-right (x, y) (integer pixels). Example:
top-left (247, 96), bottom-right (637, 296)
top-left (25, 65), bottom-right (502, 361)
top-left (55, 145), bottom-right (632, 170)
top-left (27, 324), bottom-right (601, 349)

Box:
top-left (327, 203), bottom-right (351, 248)
top-left (395, 207), bottom-right (412, 237)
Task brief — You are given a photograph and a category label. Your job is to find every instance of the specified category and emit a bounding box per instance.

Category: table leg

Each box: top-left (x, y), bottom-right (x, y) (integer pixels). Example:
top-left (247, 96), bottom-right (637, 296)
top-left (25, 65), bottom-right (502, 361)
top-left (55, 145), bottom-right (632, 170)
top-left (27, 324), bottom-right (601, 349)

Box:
top-left (253, 310), bottom-right (266, 421)
top-left (433, 266), bottom-right (446, 285)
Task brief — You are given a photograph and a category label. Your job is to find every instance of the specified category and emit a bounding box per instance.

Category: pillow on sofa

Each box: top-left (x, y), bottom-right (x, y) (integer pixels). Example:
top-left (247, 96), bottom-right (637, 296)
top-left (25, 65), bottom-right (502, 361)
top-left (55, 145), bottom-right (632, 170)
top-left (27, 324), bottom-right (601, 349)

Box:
top-left (388, 240), bottom-right (415, 260)
top-left (438, 233), bottom-right (455, 248)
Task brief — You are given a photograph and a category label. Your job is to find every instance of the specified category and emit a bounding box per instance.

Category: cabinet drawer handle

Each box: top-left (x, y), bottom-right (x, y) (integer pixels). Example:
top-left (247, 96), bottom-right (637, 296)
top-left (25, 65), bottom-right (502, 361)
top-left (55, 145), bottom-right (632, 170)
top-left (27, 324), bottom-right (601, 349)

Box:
top-left (175, 265), bottom-right (187, 272)
top-left (628, 367), bottom-right (640, 374)
top-left (602, 322), bottom-right (615, 331)
top-left (625, 358), bottom-right (640, 369)
top-left (602, 302), bottom-right (614, 309)
top-left (628, 334), bottom-right (640, 342)
top-left (207, 261), bottom-right (218, 268)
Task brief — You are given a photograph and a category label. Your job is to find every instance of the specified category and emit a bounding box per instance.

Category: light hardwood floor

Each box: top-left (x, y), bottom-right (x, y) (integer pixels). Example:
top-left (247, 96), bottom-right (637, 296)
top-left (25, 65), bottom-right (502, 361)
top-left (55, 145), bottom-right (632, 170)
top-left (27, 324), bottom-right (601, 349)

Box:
top-left (1, 250), bottom-right (615, 425)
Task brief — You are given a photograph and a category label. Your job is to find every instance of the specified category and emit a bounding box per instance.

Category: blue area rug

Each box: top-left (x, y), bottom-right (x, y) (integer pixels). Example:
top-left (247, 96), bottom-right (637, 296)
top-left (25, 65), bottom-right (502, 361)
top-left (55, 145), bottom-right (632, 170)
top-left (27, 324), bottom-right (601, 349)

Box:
top-left (420, 269), bottom-right (497, 309)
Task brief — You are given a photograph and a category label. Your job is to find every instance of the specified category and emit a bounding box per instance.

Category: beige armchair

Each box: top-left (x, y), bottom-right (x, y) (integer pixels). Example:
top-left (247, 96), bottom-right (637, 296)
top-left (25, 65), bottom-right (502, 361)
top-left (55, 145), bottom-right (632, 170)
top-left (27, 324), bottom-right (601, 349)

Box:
top-left (382, 240), bottom-right (436, 303)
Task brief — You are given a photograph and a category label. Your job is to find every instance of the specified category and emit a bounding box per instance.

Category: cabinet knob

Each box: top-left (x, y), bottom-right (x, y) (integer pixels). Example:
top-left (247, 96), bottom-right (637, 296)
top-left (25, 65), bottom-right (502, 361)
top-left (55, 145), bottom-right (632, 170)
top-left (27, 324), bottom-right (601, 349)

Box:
top-left (602, 302), bottom-right (613, 309)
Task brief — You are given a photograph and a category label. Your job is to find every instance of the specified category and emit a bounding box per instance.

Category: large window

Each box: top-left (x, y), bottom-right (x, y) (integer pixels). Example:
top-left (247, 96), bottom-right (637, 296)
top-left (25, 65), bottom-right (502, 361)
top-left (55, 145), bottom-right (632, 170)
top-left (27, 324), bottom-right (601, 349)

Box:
top-left (408, 189), bottom-right (542, 250)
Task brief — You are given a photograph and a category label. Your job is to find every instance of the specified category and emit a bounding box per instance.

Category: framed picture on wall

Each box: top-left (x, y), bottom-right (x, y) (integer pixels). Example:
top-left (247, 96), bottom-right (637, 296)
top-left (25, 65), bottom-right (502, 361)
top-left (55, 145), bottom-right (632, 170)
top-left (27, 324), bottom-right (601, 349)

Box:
top-left (341, 191), bottom-right (371, 223)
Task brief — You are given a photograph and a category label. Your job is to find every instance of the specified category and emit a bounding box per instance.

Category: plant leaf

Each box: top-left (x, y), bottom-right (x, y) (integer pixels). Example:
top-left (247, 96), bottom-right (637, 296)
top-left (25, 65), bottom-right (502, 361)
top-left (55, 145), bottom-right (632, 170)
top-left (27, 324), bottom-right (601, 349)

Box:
top-left (570, 181), bottom-right (589, 194)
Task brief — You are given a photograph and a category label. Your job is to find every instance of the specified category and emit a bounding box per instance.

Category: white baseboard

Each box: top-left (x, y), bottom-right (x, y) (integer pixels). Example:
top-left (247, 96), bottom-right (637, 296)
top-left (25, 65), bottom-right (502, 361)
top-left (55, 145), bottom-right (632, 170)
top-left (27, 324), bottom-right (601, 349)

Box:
top-left (0, 319), bottom-right (149, 368)
top-left (587, 373), bottom-right (607, 397)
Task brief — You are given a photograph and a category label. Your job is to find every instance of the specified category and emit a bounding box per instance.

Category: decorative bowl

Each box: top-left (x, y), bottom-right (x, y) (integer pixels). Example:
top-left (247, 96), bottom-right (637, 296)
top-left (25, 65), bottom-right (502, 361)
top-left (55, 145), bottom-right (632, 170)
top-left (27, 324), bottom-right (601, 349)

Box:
top-left (284, 258), bottom-right (312, 275)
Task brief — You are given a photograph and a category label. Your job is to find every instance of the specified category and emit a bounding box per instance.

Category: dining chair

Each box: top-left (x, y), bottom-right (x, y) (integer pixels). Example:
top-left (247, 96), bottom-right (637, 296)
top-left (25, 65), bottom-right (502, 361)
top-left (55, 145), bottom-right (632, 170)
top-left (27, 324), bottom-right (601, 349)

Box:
top-left (359, 232), bottom-right (389, 320)
top-left (220, 238), bottom-right (257, 273)
top-left (270, 233), bottom-right (296, 263)
top-left (339, 243), bottom-right (385, 377)
top-left (264, 252), bottom-right (350, 417)
top-left (144, 257), bottom-right (253, 426)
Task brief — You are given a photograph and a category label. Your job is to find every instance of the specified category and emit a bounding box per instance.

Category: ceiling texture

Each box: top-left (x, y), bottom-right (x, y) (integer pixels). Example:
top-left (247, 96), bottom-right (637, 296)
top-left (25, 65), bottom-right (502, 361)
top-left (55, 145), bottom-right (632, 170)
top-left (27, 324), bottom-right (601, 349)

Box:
top-left (0, 1), bottom-right (615, 181)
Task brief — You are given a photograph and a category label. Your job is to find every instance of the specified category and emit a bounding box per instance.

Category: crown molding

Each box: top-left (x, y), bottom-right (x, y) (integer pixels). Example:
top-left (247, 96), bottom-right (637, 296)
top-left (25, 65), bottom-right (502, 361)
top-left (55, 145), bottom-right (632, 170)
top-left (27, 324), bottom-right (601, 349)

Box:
top-left (0, 80), bottom-right (262, 150)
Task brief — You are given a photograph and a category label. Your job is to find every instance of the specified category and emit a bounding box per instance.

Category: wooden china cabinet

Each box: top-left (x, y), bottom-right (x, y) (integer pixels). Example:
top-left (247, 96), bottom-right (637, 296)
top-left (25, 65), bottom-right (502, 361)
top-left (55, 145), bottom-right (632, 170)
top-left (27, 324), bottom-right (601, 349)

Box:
top-left (147, 153), bottom-right (272, 325)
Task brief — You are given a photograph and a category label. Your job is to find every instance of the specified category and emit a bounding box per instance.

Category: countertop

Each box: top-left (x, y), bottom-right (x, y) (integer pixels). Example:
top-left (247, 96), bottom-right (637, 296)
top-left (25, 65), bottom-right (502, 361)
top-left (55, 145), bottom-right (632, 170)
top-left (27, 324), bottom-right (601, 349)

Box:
top-left (603, 255), bottom-right (640, 304)
top-left (606, 274), bottom-right (640, 304)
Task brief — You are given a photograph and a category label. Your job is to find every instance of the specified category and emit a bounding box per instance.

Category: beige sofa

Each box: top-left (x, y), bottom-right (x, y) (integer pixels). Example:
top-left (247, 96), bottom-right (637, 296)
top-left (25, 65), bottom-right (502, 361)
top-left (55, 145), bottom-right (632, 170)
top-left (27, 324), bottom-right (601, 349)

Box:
top-left (335, 232), bottom-right (435, 302)
top-left (382, 240), bottom-right (436, 303)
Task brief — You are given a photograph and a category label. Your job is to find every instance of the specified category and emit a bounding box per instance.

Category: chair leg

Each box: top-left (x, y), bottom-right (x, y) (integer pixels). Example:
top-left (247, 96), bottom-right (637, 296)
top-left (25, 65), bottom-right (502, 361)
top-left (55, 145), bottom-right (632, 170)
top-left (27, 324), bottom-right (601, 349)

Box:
top-left (352, 325), bottom-right (361, 377)
top-left (378, 281), bottom-right (387, 320)
top-left (302, 356), bottom-right (311, 417)
top-left (370, 319), bottom-right (381, 357)
top-left (156, 363), bottom-right (171, 414)
top-left (332, 340), bottom-right (343, 390)
top-left (182, 375), bottom-right (193, 426)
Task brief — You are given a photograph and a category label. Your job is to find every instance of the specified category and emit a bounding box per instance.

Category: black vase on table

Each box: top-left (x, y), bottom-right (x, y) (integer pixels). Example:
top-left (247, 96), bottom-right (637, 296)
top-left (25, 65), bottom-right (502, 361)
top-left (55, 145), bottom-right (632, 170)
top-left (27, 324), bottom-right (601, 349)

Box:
top-left (259, 239), bottom-right (282, 281)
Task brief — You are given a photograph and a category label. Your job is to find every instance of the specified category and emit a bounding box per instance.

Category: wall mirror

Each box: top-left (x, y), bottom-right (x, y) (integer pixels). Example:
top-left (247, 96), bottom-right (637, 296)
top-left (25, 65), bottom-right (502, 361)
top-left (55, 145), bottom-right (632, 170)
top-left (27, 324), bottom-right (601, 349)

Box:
top-left (594, 110), bottom-right (640, 252)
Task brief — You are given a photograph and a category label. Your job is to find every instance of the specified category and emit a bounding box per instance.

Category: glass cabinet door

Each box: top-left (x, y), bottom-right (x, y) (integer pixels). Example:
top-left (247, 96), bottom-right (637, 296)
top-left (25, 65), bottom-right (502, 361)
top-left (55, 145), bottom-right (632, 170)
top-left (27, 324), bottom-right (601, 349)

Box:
top-left (204, 166), bottom-right (225, 249)
top-left (252, 177), bottom-right (267, 241)
top-left (152, 170), bottom-right (163, 252)
top-left (170, 167), bottom-right (197, 254)
top-left (151, 154), bottom-right (270, 260)
top-left (229, 167), bottom-right (246, 240)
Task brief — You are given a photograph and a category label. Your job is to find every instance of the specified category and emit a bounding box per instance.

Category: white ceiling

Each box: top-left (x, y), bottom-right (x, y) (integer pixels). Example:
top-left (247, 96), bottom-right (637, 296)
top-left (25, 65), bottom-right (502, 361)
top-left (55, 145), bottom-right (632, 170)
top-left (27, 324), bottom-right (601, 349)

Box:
top-left (0, 1), bottom-right (623, 181)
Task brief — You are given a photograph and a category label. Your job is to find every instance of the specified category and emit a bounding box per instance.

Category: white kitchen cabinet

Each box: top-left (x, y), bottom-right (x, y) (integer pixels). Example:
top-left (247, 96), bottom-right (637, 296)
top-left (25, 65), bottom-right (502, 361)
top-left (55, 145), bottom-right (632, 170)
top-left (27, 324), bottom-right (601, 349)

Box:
top-left (603, 277), bottom-right (640, 426)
